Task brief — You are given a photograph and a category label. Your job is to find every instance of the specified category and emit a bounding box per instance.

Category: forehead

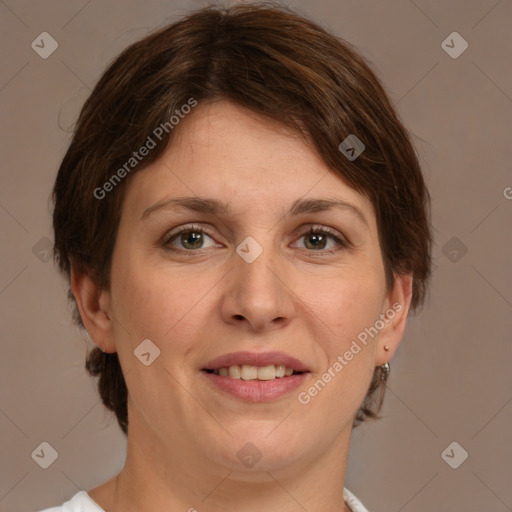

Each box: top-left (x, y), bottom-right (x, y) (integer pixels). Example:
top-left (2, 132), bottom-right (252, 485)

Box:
top-left (121, 100), bottom-right (375, 223)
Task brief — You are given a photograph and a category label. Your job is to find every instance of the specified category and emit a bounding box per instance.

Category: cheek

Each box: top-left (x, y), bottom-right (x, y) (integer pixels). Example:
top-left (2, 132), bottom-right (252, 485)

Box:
top-left (296, 274), bottom-right (381, 426)
top-left (298, 265), bottom-right (385, 353)
top-left (110, 255), bottom-right (219, 346)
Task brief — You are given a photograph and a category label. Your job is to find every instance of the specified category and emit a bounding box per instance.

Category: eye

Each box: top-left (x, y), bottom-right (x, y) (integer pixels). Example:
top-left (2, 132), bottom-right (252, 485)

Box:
top-left (164, 224), bottom-right (219, 252)
top-left (293, 226), bottom-right (348, 252)
top-left (163, 224), bottom-right (349, 255)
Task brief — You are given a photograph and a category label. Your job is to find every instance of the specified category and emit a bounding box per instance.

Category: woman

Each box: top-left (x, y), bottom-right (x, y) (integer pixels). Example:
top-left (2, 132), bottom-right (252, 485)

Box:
top-left (41, 3), bottom-right (432, 511)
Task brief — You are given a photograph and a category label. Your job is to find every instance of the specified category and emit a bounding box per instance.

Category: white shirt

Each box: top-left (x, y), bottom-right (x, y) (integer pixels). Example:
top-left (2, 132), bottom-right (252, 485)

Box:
top-left (37, 488), bottom-right (369, 511)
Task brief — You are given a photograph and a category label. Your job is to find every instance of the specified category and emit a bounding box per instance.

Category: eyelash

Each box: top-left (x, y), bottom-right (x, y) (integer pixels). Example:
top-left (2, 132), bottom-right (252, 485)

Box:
top-left (163, 224), bottom-right (349, 256)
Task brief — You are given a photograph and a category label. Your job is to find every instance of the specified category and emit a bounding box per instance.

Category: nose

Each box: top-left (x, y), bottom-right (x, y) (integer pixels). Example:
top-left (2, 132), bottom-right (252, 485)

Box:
top-left (220, 240), bottom-right (296, 333)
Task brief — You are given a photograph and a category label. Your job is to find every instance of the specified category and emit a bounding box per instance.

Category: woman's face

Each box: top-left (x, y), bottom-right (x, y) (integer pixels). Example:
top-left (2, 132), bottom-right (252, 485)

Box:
top-left (94, 100), bottom-right (410, 477)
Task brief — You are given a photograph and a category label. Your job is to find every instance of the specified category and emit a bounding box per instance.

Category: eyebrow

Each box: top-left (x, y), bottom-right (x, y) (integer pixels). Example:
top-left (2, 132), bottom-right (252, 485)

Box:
top-left (140, 196), bottom-right (369, 227)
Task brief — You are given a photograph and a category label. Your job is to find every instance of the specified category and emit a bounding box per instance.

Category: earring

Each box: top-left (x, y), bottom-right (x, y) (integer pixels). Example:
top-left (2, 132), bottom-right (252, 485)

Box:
top-left (380, 346), bottom-right (390, 381)
top-left (380, 361), bottom-right (390, 381)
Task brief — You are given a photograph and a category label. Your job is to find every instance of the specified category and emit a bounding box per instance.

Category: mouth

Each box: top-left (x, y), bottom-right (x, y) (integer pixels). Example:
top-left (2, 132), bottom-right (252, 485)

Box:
top-left (200, 351), bottom-right (310, 401)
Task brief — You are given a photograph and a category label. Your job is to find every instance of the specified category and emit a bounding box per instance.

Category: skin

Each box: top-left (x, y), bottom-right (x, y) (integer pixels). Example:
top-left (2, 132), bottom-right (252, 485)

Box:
top-left (72, 100), bottom-right (412, 512)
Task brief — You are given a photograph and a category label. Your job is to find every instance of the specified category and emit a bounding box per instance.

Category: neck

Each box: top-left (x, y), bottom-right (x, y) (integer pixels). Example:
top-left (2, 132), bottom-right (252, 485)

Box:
top-left (90, 402), bottom-right (354, 512)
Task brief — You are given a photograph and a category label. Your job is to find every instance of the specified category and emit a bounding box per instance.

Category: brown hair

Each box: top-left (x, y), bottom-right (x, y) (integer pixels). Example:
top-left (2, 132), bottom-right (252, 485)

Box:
top-left (52, 2), bottom-right (432, 436)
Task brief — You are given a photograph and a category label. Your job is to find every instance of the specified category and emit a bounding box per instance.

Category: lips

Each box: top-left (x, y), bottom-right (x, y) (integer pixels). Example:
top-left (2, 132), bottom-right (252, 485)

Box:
top-left (200, 351), bottom-right (311, 402)
top-left (202, 351), bottom-right (310, 373)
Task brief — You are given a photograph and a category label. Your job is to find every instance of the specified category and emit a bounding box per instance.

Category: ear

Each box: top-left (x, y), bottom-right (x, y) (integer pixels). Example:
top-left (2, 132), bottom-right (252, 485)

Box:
top-left (374, 273), bottom-right (413, 366)
top-left (70, 263), bottom-right (116, 353)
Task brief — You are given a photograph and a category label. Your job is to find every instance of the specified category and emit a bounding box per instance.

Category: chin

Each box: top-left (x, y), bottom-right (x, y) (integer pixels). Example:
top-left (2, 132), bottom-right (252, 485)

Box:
top-left (210, 430), bottom-right (307, 475)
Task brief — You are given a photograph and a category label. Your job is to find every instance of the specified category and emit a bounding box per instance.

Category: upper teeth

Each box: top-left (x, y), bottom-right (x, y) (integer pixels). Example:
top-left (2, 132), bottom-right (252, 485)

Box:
top-left (214, 364), bottom-right (295, 380)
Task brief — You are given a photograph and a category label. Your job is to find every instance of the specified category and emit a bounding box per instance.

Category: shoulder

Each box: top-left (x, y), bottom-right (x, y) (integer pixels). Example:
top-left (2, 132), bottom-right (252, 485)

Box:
top-left (344, 487), bottom-right (370, 512)
top-left (35, 491), bottom-right (105, 512)
top-left (38, 489), bottom-right (365, 512)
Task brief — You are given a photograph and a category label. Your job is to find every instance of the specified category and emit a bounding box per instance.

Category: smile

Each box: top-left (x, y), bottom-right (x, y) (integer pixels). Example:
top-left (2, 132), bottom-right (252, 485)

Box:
top-left (205, 364), bottom-right (300, 380)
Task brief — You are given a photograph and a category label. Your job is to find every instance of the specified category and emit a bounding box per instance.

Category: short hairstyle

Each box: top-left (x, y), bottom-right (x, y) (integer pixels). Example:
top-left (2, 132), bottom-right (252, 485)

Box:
top-left (52, 2), bottom-right (432, 436)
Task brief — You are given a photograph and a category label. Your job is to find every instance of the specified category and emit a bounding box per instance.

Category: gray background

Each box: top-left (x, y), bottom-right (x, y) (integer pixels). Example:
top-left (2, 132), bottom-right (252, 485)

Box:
top-left (1, 1), bottom-right (511, 511)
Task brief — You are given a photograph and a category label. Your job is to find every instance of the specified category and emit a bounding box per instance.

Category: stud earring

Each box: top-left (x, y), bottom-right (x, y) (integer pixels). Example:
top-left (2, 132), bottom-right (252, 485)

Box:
top-left (384, 345), bottom-right (390, 352)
